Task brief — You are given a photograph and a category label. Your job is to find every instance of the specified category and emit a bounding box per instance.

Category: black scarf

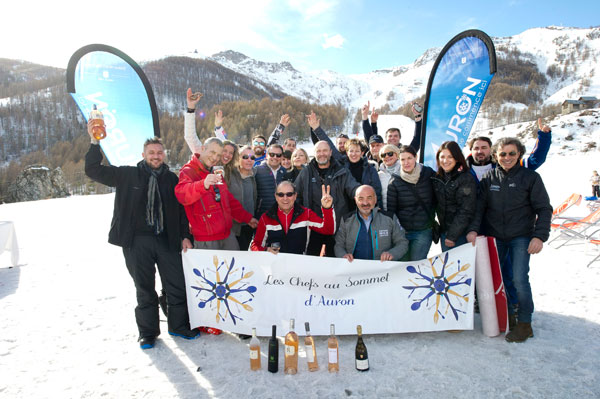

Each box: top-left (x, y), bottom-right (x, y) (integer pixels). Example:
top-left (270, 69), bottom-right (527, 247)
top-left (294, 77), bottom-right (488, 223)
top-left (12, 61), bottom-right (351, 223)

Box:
top-left (141, 162), bottom-right (167, 235)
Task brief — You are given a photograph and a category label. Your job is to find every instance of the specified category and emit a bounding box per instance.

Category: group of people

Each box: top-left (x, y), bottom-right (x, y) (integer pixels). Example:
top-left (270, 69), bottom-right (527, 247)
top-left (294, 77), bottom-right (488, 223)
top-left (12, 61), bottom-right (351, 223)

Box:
top-left (84, 89), bottom-right (554, 348)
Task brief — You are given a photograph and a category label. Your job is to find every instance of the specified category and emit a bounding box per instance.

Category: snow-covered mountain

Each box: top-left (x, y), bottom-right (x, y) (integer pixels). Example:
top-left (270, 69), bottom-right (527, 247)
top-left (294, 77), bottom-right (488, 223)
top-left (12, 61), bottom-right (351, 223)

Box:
top-left (200, 26), bottom-right (600, 113)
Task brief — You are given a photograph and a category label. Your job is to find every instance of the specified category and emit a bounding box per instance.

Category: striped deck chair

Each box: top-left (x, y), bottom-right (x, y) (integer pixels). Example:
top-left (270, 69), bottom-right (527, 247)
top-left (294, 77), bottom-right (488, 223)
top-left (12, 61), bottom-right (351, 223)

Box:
top-left (549, 207), bottom-right (600, 248)
top-left (587, 238), bottom-right (600, 267)
top-left (552, 193), bottom-right (582, 221)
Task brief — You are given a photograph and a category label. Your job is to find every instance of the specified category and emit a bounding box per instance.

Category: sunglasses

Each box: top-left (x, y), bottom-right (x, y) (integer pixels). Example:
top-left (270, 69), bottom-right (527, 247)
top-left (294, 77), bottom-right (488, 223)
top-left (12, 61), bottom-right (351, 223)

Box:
top-left (381, 151), bottom-right (396, 158)
top-left (276, 192), bottom-right (295, 197)
top-left (253, 141), bottom-right (266, 146)
top-left (214, 186), bottom-right (221, 203)
top-left (269, 153), bottom-right (283, 158)
top-left (499, 151), bottom-right (517, 157)
top-left (241, 155), bottom-right (256, 160)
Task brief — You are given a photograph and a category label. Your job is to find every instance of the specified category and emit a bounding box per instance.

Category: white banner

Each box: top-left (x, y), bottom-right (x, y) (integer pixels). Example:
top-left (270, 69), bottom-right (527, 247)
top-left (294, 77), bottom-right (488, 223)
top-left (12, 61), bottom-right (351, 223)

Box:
top-left (182, 244), bottom-right (476, 336)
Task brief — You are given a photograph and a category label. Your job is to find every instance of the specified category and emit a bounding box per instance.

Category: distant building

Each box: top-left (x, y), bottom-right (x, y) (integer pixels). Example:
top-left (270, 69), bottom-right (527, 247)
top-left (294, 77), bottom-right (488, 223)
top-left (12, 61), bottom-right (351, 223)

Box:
top-left (562, 96), bottom-right (599, 114)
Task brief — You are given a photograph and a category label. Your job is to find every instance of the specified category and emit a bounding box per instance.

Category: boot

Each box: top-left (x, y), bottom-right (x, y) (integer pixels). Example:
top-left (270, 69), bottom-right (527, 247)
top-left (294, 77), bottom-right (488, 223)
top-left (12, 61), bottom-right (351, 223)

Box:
top-left (508, 314), bottom-right (518, 331)
top-left (505, 322), bottom-right (533, 343)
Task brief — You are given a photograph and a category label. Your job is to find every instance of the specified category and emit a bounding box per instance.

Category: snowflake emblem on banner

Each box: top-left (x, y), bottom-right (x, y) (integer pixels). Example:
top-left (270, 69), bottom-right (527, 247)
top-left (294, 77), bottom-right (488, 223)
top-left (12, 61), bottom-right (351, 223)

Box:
top-left (191, 255), bottom-right (257, 325)
top-left (403, 252), bottom-right (472, 323)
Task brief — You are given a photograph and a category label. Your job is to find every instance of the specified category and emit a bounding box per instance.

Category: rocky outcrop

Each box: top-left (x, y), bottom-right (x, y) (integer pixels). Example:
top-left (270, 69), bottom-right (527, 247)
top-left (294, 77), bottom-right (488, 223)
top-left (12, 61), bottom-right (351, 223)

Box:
top-left (6, 165), bottom-right (70, 203)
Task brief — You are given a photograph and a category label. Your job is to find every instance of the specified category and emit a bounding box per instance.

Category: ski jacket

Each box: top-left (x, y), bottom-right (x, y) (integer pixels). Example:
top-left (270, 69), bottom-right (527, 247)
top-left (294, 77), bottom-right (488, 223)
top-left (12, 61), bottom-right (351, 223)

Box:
top-left (431, 169), bottom-right (477, 242)
top-left (175, 155), bottom-right (252, 242)
top-left (386, 165), bottom-right (437, 232)
top-left (310, 126), bottom-right (382, 207)
top-left (84, 144), bottom-right (192, 250)
top-left (334, 209), bottom-right (408, 261)
top-left (251, 203), bottom-right (335, 254)
top-left (296, 158), bottom-right (360, 228)
top-left (469, 164), bottom-right (553, 242)
top-left (254, 163), bottom-right (286, 217)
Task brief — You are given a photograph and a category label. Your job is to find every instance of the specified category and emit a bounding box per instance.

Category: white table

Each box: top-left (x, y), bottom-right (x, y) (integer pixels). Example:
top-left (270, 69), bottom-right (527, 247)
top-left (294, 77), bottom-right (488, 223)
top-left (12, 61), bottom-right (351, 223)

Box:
top-left (0, 221), bottom-right (19, 266)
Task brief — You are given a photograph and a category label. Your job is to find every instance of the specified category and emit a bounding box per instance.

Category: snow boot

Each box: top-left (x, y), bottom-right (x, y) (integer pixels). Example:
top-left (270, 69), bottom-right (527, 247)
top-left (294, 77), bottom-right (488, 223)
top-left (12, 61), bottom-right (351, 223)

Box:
top-left (508, 314), bottom-right (518, 331)
top-left (139, 335), bottom-right (157, 349)
top-left (505, 322), bottom-right (533, 343)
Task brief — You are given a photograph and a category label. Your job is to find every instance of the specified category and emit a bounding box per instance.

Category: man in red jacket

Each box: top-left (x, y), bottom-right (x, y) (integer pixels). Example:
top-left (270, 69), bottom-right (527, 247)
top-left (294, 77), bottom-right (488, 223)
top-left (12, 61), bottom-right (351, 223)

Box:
top-left (176, 137), bottom-right (258, 250)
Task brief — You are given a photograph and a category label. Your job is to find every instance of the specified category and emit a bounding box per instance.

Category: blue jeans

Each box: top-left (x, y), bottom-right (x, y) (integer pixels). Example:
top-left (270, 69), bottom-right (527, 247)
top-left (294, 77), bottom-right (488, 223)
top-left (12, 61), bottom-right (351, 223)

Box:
top-left (402, 228), bottom-right (433, 261)
top-left (440, 233), bottom-right (467, 252)
top-left (495, 236), bottom-right (534, 323)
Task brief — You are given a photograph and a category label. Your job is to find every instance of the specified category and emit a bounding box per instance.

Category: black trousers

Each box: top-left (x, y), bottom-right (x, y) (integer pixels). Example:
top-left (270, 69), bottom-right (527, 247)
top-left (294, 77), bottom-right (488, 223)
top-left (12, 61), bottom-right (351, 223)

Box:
top-left (236, 225), bottom-right (255, 251)
top-left (306, 231), bottom-right (336, 257)
top-left (122, 235), bottom-right (190, 338)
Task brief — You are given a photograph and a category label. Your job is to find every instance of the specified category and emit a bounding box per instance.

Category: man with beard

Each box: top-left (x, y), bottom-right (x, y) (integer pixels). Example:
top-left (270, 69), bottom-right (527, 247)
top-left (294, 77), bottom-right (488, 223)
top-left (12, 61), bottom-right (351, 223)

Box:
top-left (336, 134), bottom-right (349, 155)
top-left (254, 144), bottom-right (287, 217)
top-left (467, 118), bottom-right (552, 182)
top-left (296, 140), bottom-right (360, 256)
top-left (84, 129), bottom-right (197, 349)
top-left (253, 114), bottom-right (292, 166)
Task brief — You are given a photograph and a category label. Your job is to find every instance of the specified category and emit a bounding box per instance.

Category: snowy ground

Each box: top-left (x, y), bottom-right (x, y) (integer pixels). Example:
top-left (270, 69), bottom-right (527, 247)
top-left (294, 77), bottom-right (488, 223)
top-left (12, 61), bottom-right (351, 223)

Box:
top-left (1, 153), bottom-right (600, 398)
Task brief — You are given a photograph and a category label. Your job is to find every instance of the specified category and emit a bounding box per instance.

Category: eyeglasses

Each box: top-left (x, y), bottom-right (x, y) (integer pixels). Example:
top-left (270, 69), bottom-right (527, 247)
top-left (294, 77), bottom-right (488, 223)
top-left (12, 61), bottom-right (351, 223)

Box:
top-left (269, 153), bottom-right (283, 158)
top-left (381, 151), bottom-right (396, 158)
top-left (253, 141), bottom-right (266, 146)
top-left (241, 155), bottom-right (256, 160)
top-left (276, 192), bottom-right (295, 197)
top-left (499, 151), bottom-right (517, 157)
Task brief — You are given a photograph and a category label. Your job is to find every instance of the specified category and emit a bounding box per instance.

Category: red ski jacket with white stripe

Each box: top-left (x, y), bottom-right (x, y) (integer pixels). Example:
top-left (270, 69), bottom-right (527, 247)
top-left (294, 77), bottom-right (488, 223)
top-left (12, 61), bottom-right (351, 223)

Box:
top-left (251, 203), bottom-right (335, 254)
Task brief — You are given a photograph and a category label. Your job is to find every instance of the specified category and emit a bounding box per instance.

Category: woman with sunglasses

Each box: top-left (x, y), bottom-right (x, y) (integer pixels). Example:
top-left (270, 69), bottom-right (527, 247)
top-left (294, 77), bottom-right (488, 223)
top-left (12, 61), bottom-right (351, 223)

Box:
top-left (227, 145), bottom-right (258, 250)
top-left (377, 144), bottom-right (401, 211)
top-left (285, 148), bottom-right (309, 183)
top-left (386, 145), bottom-right (437, 261)
top-left (431, 141), bottom-right (477, 252)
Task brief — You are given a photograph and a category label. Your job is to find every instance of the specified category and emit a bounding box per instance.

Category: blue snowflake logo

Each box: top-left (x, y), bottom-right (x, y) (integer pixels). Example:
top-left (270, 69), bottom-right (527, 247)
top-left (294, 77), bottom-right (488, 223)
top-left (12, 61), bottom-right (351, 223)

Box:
top-left (191, 255), bottom-right (257, 325)
top-left (403, 252), bottom-right (472, 323)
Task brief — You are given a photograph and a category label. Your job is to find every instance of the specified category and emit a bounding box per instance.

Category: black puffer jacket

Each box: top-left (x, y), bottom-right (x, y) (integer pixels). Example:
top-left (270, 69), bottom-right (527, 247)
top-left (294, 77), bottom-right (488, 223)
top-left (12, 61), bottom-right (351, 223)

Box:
top-left (469, 164), bottom-right (552, 242)
top-left (84, 144), bottom-right (192, 250)
top-left (296, 157), bottom-right (360, 227)
top-left (431, 169), bottom-right (477, 242)
top-left (387, 165), bottom-right (436, 232)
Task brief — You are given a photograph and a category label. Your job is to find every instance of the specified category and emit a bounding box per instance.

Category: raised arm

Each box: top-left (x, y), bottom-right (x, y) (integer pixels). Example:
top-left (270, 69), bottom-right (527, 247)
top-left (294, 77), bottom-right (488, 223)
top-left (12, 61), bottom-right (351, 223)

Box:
top-left (522, 118), bottom-right (551, 170)
top-left (307, 111), bottom-right (344, 163)
top-left (84, 120), bottom-right (118, 187)
top-left (408, 102), bottom-right (423, 151)
top-left (184, 88), bottom-right (203, 154)
top-left (267, 114), bottom-right (291, 146)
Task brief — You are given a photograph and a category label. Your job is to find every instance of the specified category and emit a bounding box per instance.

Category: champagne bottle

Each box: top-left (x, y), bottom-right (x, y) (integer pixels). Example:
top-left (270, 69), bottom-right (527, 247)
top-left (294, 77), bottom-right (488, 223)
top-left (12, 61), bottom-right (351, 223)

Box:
top-left (89, 104), bottom-right (106, 140)
top-left (327, 324), bottom-right (339, 372)
top-left (304, 322), bottom-right (319, 372)
top-left (355, 325), bottom-right (369, 371)
top-left (249, 327), bottom-right (261, 371)
top-left (284, 319), bottom-right (298, 374)
top-left (268, 325), bottom-right (278, 373)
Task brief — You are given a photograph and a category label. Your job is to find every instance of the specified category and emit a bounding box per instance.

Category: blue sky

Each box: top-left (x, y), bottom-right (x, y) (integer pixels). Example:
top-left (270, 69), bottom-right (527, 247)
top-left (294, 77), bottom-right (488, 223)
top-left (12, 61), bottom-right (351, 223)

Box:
top-left (2, 0), bottom-right (599, 74)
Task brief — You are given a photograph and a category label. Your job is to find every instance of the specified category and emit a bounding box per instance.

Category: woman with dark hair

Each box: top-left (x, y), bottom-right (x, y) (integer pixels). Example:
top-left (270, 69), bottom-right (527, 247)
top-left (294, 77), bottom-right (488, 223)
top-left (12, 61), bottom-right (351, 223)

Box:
top-left (344, 138), bottom-right (382, 208)
top-left (432, 141), bottom-right (477, 251)
top-left (387, 145), bottom-right (437, 260)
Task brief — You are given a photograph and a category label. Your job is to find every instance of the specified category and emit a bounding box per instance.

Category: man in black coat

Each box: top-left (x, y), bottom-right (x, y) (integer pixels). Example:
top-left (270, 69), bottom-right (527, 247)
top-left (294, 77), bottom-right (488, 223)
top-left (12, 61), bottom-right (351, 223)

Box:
top-left (296, 140), bottom-right (360, 256)
top-left (84, 123), bottom-right (196, 350)
top-left (467, 137), bottom-right (552, 343)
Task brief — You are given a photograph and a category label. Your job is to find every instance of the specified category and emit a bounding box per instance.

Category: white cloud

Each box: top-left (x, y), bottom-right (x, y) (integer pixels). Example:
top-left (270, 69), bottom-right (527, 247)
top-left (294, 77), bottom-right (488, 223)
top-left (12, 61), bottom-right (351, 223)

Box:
top-left (288, 0), bottom-right (337, 20)
top-left (322, 34), bottom-right (345, 49)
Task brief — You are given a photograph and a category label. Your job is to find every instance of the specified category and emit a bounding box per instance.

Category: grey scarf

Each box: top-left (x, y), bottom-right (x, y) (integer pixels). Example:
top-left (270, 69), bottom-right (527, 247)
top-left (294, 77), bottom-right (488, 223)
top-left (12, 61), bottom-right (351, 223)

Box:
top-left (141, 162), bottom-right (166, 235)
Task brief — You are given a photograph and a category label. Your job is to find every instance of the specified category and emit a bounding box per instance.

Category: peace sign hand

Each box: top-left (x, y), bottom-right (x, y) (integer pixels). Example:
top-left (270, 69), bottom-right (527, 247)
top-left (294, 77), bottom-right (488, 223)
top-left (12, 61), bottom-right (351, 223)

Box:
top-left (538, 117), bottom-right (551, 133)
top-left (321, 184), bottom-right (333, 209)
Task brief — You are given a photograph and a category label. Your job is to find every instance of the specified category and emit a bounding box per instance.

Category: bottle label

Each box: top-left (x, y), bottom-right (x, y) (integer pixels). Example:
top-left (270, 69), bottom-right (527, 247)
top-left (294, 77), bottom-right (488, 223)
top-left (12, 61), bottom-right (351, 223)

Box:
top-left (306, 346), bottom-right (314, 363)
top-left (328, 348), bottom-right (338, 363)
top-left (356, 358), bottom-right (369, 370)
top-left (250, 349), bottom-right (259, 360)
top-left (285, 345), bottom-right (295, 356)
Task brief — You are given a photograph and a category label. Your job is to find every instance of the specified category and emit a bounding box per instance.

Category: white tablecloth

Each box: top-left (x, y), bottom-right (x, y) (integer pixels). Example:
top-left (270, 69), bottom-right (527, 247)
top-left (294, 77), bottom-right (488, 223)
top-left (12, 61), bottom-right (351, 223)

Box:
top-left (0, 221), bottom-right (19, 266)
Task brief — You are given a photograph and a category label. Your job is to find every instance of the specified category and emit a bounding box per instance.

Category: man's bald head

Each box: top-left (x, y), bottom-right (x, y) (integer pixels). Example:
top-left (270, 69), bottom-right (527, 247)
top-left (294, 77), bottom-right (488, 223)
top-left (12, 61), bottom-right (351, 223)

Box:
top-left (314, 140), bottom-right (332, 167)
top-left (354, 185), bottom-right (377, 218)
